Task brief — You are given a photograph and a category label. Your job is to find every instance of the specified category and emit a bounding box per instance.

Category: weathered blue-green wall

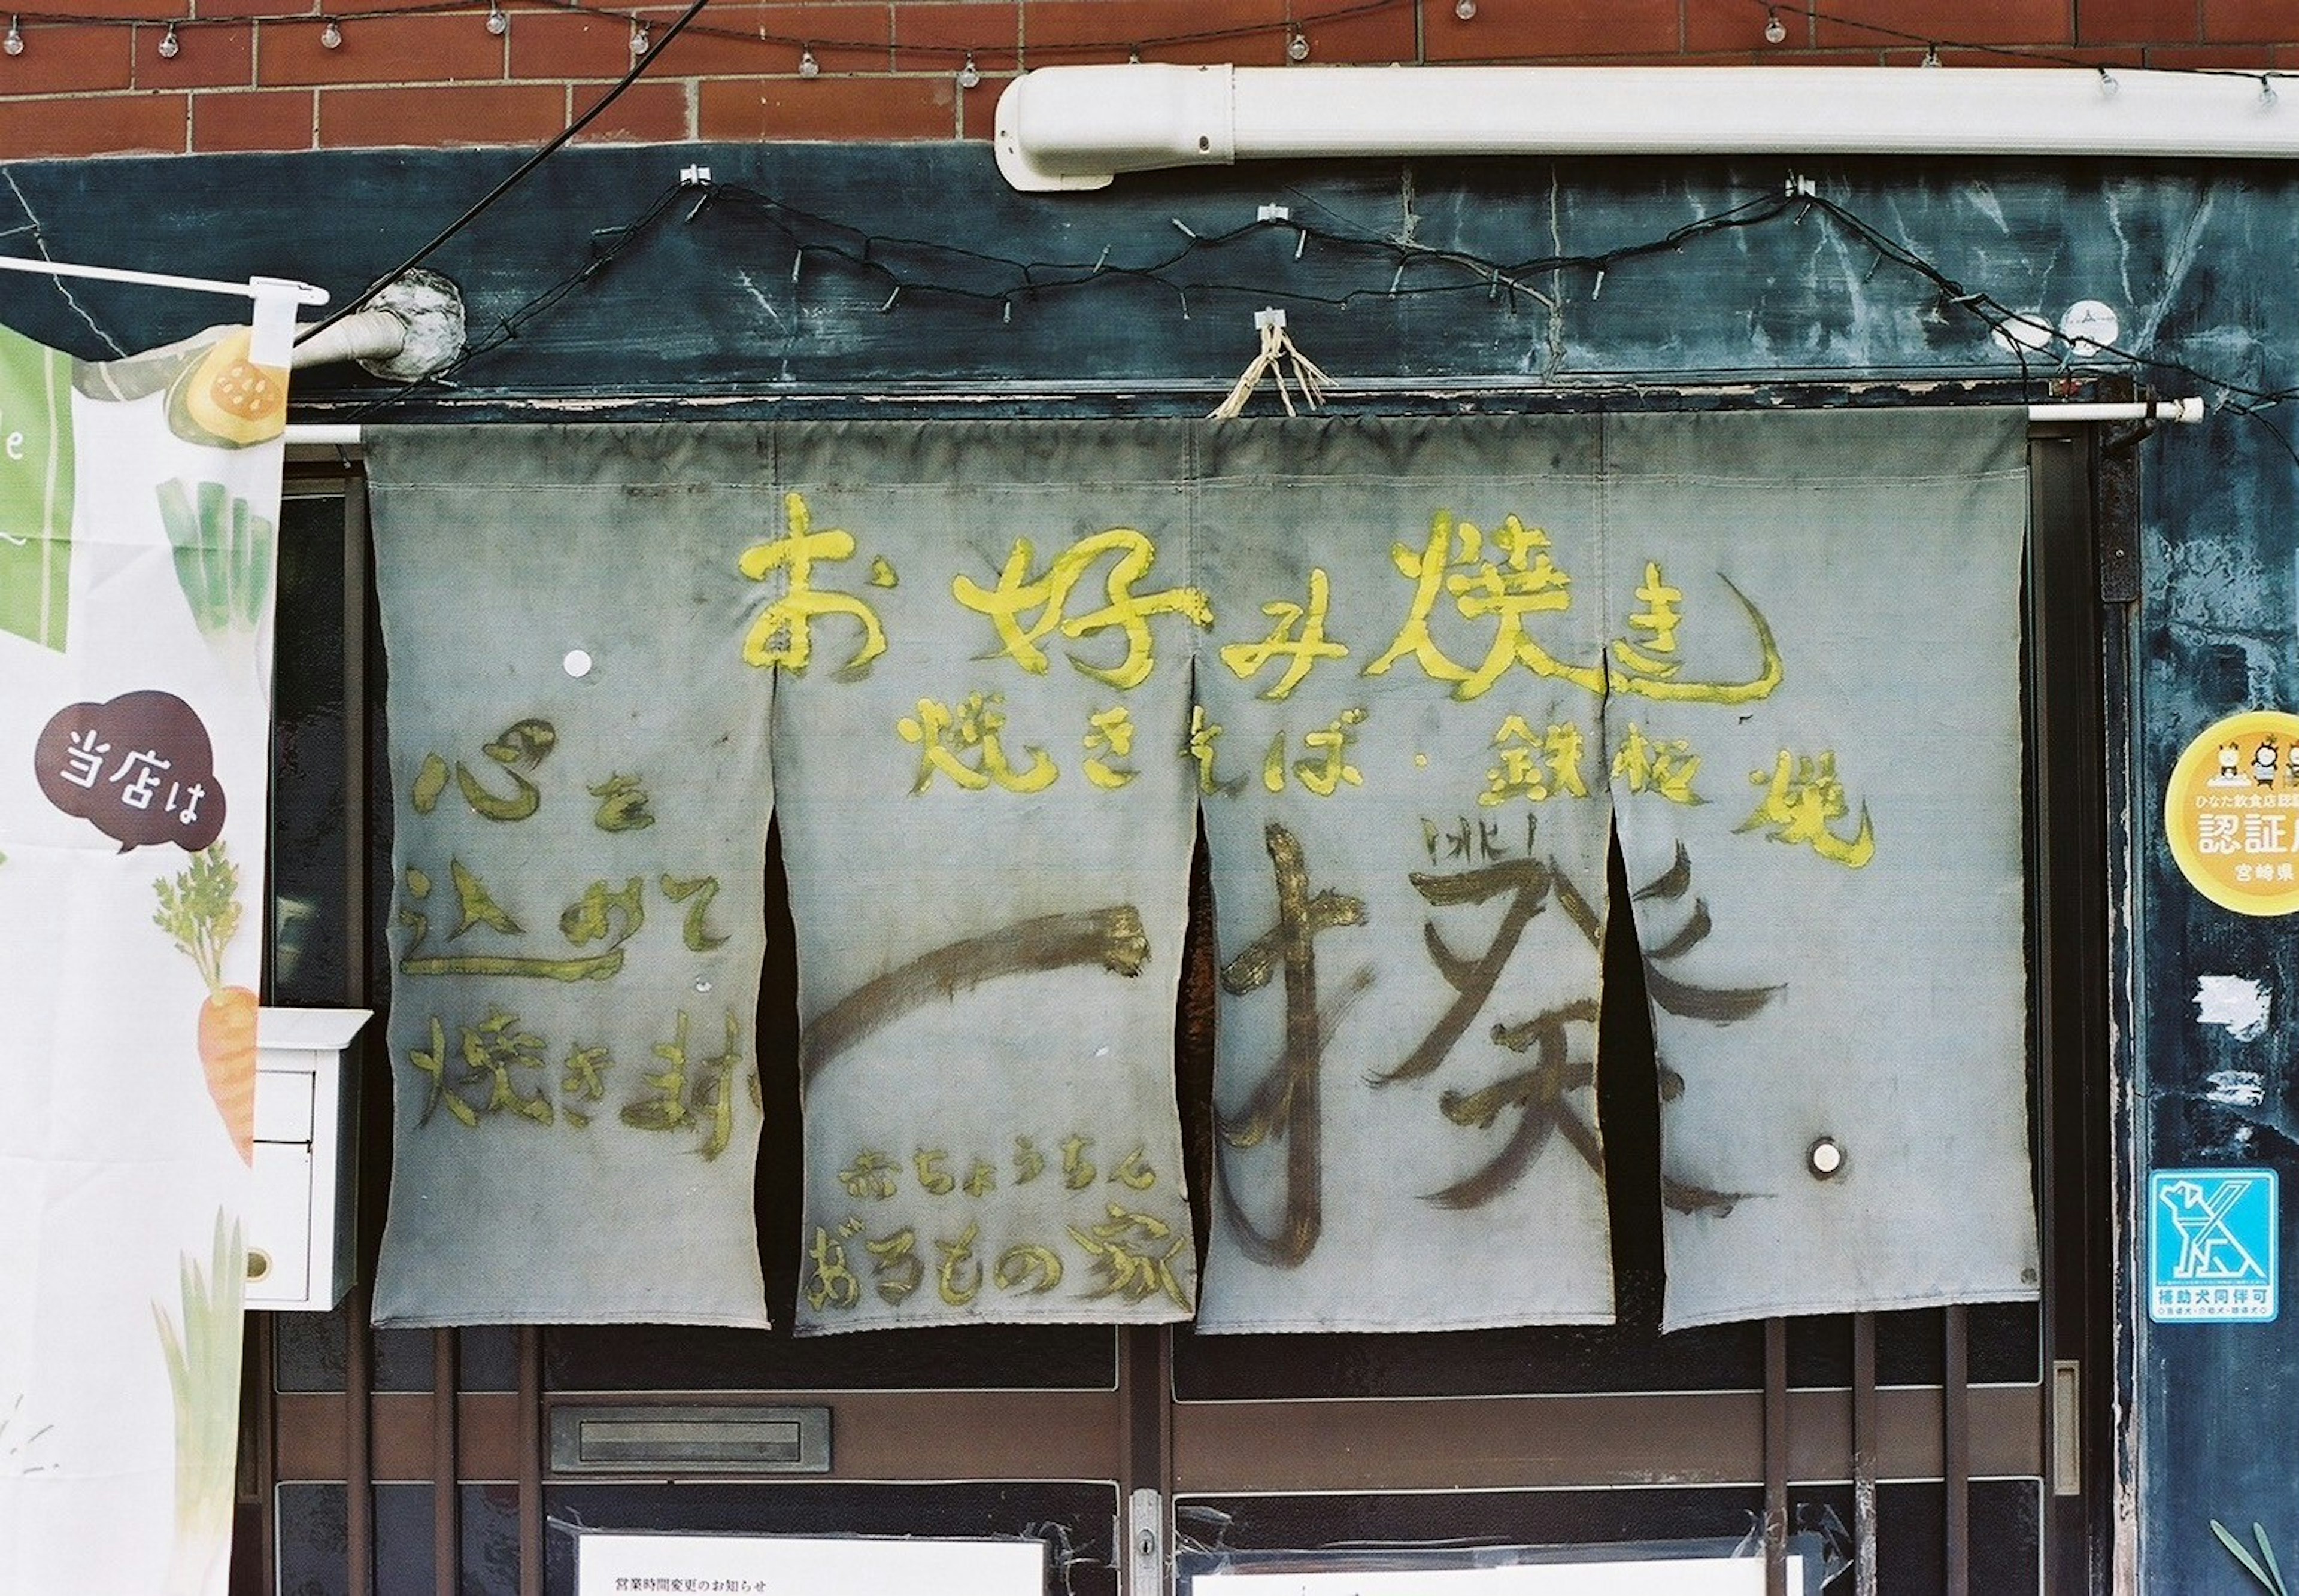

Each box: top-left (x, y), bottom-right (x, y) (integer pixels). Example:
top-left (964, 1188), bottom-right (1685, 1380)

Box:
top-left (5, 141), bottom-right (2289, 1591)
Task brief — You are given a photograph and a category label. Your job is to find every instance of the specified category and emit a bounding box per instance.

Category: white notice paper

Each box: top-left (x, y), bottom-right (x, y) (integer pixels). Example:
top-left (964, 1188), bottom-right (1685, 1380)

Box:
top-left (1191, 1556), bottom-right (1806, 1595)
top-left (575, 1531), bottom-right (1047, 1594)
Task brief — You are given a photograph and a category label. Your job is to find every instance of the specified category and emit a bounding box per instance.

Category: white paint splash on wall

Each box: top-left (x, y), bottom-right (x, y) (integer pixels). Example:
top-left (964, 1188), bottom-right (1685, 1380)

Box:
top-left (2195, 975), bottom-right (2273, 1042)
top-left (2206, 1070), bottom-right (2268, 1108)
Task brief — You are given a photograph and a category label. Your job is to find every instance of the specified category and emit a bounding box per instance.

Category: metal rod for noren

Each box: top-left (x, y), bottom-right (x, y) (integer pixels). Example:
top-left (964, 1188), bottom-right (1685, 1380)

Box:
top-left (433, 1331), bottom-right (460, 1596)
top-left (1945, 1304), bottom-right (1972, 1594)
top-left (278, 398), bottom-right (2205, 453)
top-left (520, 1328), bottom-right (544, 1596)
top-left (0, 253), bottom-right (327, 303)
top-left (345, 1282), bottom-right (374, 1596)
top-left (1764, 1318), bottom-right (1789, 1596)
top-left (1853, 1313), bottom-right (1879, 1596)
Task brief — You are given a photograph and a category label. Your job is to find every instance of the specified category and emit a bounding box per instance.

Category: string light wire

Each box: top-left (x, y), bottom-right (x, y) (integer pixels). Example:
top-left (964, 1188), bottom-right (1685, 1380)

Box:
top-left (2, 0), bottom-right (1408, 66)
top-left (292, 0), bottom-right (712, 345)
top-left (0, 0), bottom-right (2286, 82)
top-left (311, 172), bottom-right (2298, 472)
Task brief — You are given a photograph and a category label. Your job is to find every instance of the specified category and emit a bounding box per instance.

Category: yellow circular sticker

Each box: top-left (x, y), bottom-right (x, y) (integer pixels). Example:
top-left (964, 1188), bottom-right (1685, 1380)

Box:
top-left (2167, 709), bottom-right (2299, 915)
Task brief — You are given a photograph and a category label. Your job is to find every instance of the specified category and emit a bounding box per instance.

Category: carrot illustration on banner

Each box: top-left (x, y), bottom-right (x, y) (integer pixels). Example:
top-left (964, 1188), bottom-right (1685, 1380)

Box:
top-left (153, 842), bottom-right (257, 1163)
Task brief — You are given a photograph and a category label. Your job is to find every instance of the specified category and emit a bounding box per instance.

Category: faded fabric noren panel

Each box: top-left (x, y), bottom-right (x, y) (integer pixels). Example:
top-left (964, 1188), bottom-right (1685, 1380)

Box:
top-left (1192, 418), bottom-right (1617, 1333)
top-left (369, 426), bottom-right (777, 1328)
top-left (1600, 409), bottom-right (2038, 1330)
top-left (772, 422), bottom-right (1200, 1333)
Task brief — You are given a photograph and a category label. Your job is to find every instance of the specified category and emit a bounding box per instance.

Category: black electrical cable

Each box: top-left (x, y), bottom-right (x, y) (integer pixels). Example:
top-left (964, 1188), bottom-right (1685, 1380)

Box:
top-left (292, 0), bottom-right (714, 347)
top-left (318, 169), bottom-right (2299, 469)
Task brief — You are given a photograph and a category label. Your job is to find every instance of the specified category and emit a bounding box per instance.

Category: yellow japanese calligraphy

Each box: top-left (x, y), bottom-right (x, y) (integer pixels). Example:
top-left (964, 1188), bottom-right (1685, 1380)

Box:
top-left (915, 1148), bottom-right (956, 1195)
top-left (1187, 704), bottom-right (1243, 796)
top-left (994, 1243), bottom-right (1064, 1294)
top-left (865, 1228), bottom-right (923, 1304)
top-left (1611, 723), bottom-right (1703, 806)
top-left (803, 1225), bottom-right (861, 1312)
top-left (1013, 1135), bottom-right (1047, 1184)
top-left (1083, 706), bottom-right (1138, 790)
top-left (951, 529), bottom-right (1211, 690)
top-left (897, 691), bottom-right (1057, 793)
top-left (1366, 512), bottom-right (1602, 702)
top-left (936, 1221), bottom-right (984, 1306)
top-left (1109, 1146), bottom-right (1157, 1191)
top-left (1068, 1204), bottom-right (1193, 1310)
top-left (1607, 564), bottom-right (1783, 705)
top-left (1736, 750), bottom-right (1876, 868)
top-left (1220, 568), bottom-right (1348, 699)
top-left (739, 491), bottom-right (888, 675)
top-left (1263, 709), bottom-right (1367, 797)
top-left (839, 1149), bottom-right (899, 1199)
top-left (1478, 716), bottom-right (1591, 806)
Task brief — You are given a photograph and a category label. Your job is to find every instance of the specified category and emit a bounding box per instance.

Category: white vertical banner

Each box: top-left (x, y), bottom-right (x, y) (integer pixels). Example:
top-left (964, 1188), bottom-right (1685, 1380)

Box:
top-left (0, 302), bottom-right (290, 1594)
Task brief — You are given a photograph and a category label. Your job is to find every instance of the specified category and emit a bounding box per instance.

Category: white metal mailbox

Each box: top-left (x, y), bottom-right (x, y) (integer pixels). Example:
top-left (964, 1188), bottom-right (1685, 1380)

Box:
top-left (245, 1006), bottom-right (369, 1312)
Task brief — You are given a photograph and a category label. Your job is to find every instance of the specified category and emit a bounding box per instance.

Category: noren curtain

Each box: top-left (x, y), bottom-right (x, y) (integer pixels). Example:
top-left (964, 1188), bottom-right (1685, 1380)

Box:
top-left (365, 411), bottom-right (2036, 1334)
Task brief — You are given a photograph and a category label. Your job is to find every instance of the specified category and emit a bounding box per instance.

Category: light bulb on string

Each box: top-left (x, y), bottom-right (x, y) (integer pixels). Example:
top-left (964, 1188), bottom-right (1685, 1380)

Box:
top-left (629, 19), bottom-right (648, 54)
top-left (2262, 74), bottom-right (2279, 107)
top-left (486, 1), bottom-right (507, 35)
top-left (1285, 28), bottom-right (1309, 60)
top-left (157, 19), bottom-right (180, 56)
top-left (797, 44), bottom-right (818, 76)
top-left (319, 17), bottom-right (341, 47)
top-left (1763, 8), bottom-right (1785, 43)
top-left (1921, 42), bottom-right (1939, 66)
top-left (956, 51), bottom-right (980, 89)
top-left (5, 16), bottom-right (23, 54)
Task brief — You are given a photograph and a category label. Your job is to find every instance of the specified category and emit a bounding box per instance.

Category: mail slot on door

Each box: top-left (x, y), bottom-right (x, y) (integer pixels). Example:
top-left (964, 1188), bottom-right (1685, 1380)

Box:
top-left (244, 1006), bottom-right (369, 1312)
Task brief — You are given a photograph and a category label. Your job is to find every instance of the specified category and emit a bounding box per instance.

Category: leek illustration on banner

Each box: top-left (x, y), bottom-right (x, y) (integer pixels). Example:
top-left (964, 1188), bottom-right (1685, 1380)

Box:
top-left (0, 324), bottom-right (75, 653)
top-left (152, 1215), bottom-right (247, 1596)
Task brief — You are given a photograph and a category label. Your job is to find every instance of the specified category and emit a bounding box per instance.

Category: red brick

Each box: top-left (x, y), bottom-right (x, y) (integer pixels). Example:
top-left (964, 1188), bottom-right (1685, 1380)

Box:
top-left (2142, 38), bottom-right (2274, 58)
top-left (894, 2), bottom-right (1020, 71)
top-left (32, 0), bottom-right (174, 20)
top-left (569, 75), bottom-right (690, 138)
top-left (317, 80), bottom-right (564, 144)
top-left (1687, 0), bottom-right (1810, 51)
top-left (190, 85), bottom-right (314, 147)
top-left (2077, 0), bottom-right (2200, 40)
top-left (195, 0), bottom-right (315, 22)
top-left (1024, 0), bottom-right (1287, 65)
top-left (1304, 0), bottom-right (1417, 63)
top-left (1740, 45), bottom-right (1884, 60)
top-left (260, 14), bottom-right (508, 87)
top-left (1425, 0), bottom-right (1678, 59)
top-left (1816, 0), bottom-right (2073, 46)
top-left (135, 20), bottom-right (252, 89)
top-left (508, 9), bottom-right (650, 77)
top-left (956, 66), bottom-right (1007, 132)
top-left (2204, 0), bottom-right (2299, 38)
top-left (0, 24), bottom-right (135, 93)
top-left (696, 71), bottom-right (957, 137)
top-left (1890, 41), bottom-right (2122, 59)
top-left (0, 90), bottom-right (185, 154)
top-left (639, 4), bottom-right (890, 74)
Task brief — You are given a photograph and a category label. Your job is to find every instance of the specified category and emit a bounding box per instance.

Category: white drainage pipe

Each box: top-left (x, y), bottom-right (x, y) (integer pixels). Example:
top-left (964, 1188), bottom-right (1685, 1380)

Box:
top-left (996, 63), bottom-right (2299, 192)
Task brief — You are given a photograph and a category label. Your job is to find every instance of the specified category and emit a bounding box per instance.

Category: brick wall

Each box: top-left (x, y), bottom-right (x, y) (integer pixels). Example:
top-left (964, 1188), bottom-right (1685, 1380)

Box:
top-left (0, 0), bottom-right (2286, 159)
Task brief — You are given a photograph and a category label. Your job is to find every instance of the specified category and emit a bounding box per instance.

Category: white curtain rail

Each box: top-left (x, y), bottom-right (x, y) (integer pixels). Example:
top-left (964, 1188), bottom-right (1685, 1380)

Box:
top-left (282, 399), bottom-right (2203, 452)
top-left (0, 253), bottom-right (327, 305)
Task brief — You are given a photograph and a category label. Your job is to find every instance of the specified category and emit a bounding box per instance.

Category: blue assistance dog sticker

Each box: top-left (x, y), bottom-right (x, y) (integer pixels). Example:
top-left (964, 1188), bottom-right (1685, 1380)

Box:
top-left (2151, 1169), bottom-right (2279, 1323)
